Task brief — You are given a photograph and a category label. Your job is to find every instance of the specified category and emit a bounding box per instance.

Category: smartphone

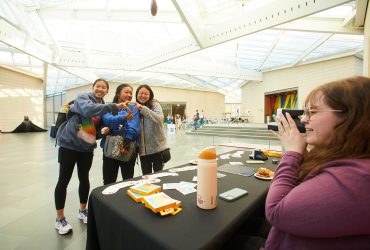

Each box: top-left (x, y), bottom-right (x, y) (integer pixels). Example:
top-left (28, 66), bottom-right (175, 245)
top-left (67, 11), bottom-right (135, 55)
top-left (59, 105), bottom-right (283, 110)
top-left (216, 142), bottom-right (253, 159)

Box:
top-left (219, 188), bottom-right (248, 202)
top-left (267, 108), bottom-right (306, 133)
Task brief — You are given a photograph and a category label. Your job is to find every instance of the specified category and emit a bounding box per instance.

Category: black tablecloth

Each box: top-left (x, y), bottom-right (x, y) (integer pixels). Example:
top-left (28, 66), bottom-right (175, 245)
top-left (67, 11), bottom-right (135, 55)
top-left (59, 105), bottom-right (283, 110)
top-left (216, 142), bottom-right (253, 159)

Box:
top-left (87, 150), bottom-right (276, 250)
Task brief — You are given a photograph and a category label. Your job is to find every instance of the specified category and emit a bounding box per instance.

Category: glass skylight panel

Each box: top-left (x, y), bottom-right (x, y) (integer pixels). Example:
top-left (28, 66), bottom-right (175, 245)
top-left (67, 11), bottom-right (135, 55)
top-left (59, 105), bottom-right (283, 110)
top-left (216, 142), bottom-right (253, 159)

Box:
top-left (0, 1), bottom-right (18, 25)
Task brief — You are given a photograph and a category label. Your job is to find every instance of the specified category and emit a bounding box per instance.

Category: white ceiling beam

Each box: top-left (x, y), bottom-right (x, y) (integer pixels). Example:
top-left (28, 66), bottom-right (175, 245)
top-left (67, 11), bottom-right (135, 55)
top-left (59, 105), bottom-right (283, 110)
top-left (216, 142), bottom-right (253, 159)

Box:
top-left (38, 9), bottom-right (181, 23)
top-left (263, 50), bottom-right (358, 72)
top-left (354, 0), bottom-right (368, 27)
top-left (171, 0), bottom-right (206, 48)
top-left (274, 17), bottom-right (363, 34)
top-left (133, 0), bottom-right (353, 71)
top-left (56, 48), bottom-right (262, 80)
top-left (202, 0), bottom-right (353, 47)
top-left (290, 34), bottom-right (333, 66)
top-left (146, 63), bottom-right (262, 81)
top-left (0, 18), bottom-right (54, 63)
top-left (56, 66), bottom-right (97, 83)
top-left (342, 10), bottom-right (356, 27)
top-left (257, 31), bottom-right (285, 71)
top-left (171, 73), bottom-right (219, 91)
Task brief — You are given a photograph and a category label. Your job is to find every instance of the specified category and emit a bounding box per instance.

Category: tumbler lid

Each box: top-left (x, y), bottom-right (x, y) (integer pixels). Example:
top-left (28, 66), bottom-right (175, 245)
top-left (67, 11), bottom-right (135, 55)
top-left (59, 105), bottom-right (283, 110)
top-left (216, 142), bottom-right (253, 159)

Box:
top-left (198, 146), bottom-right (216, 160)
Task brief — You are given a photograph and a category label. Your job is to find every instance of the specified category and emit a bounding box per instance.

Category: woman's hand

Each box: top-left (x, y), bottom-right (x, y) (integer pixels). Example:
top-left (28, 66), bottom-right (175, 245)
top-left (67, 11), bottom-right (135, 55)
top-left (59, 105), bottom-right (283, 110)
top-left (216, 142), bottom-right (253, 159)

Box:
top-left (116, 102), bottom-right (128, 110)
top-left (271, 113), bottom-right (306, 154)
top-left (101, 127), bottom-right (110, 135)
top-left (135, 103), bottom-right (143, 111)
top-left (125, 110), bottom-right (133, 121)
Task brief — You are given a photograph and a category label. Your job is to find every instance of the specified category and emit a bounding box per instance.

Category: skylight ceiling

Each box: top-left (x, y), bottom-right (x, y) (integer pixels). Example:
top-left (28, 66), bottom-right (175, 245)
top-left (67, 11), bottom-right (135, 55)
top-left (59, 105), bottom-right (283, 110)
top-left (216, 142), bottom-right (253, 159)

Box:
top-left (0, 0), bottom-right (366, 103)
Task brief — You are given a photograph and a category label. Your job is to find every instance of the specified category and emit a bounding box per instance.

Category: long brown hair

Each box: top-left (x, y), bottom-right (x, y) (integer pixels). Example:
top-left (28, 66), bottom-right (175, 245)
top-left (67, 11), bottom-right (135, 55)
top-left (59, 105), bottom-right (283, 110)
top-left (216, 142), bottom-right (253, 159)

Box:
top-left (298, 76), bottom-right (370, 181)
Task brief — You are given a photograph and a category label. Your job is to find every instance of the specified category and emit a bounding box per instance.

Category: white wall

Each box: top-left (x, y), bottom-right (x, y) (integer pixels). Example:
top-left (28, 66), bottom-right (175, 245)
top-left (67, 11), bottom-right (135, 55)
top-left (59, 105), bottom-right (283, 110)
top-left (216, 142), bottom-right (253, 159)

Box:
top-left (64, 83), bottom-right (225, 121)
top-left (241, 56), bottom-right (363, 123)
top-left (0, 66), bottom-right (44, 132)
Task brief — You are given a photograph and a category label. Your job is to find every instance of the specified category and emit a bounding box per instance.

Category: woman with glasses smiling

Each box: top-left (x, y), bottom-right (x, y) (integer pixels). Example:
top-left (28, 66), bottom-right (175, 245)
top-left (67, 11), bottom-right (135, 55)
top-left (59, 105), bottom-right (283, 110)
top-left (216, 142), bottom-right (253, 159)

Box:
top-left (262, 76), bottom-right (370, 249)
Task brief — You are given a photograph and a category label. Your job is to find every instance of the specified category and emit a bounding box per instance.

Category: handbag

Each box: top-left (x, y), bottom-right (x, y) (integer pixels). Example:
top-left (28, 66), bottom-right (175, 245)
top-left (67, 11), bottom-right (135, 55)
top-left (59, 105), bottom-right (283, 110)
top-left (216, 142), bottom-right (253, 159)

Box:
top-left (104, 135), bottom-right (136, 162)
top-left (160, 148), bottom-right (171, 163)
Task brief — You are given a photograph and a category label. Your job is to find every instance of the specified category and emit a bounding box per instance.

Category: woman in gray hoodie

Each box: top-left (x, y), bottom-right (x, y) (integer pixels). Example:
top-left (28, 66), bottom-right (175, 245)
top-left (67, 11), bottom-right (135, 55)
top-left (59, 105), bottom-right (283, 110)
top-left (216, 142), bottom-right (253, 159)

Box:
top-left (54, 79), bottom-right (126, 235)
top-left (135, 84), bottom-right (169, 175)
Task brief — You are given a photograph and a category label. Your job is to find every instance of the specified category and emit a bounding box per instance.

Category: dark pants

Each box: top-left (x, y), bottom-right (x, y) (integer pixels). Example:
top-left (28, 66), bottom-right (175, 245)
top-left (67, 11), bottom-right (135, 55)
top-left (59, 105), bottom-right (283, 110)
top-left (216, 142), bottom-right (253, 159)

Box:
top-left (55, 147), bottom-right (93, 210)
top-left (140, 152), bottom-right (163, 175)
top-left (102, 149), bottom-right (138, 185)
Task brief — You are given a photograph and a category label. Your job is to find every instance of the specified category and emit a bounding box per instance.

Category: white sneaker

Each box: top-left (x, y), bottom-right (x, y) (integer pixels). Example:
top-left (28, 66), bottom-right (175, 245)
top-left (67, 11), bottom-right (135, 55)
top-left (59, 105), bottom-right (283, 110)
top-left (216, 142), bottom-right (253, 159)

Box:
top-left (78, 209), bottom-right (88, 224)
top-left (55, 217), bottom-right (72, 235)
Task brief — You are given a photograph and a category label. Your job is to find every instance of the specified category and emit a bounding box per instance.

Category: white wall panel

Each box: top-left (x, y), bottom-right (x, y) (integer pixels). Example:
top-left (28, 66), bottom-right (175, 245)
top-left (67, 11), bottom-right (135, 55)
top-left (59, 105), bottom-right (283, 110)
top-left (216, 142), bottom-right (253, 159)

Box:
top-left (241, 56), bottom-right (362, 123)
top-left (0, 67), bottom-right (44, 132)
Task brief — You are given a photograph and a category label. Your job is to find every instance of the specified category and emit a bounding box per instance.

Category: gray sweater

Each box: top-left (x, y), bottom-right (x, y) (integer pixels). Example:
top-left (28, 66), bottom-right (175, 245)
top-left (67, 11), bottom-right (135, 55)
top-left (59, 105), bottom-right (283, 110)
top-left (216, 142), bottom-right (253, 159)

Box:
top-left (139, 99), bottom-right (168, 156)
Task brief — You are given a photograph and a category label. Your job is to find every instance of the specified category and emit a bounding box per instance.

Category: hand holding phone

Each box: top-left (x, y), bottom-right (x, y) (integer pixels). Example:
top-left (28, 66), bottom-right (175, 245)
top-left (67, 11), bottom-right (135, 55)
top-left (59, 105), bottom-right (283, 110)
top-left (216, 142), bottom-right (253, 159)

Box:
top-left (219, 188), bottom-right (248, 202)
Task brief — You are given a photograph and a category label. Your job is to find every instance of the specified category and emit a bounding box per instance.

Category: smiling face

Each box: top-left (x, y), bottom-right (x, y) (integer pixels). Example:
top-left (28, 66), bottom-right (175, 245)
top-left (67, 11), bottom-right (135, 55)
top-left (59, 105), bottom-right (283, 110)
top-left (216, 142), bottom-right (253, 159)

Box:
top-left (137, 87), bottom-right (151, 104)
top-left (92, 80), bottom-right (109, 100)
top-left (301, 92), bottom-right (344, 146)
top-left (118, 86), bottom-right (133, 102)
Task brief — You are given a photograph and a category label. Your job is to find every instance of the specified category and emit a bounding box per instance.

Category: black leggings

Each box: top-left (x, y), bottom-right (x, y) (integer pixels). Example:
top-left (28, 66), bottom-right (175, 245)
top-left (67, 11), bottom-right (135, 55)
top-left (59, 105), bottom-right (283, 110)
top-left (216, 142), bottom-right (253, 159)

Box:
top-left (102, 149), bottom-right (138, 185)
top-left (54, 147), bottom-right (93, 210)
top-left (140, 152), bottom-right (163, 175)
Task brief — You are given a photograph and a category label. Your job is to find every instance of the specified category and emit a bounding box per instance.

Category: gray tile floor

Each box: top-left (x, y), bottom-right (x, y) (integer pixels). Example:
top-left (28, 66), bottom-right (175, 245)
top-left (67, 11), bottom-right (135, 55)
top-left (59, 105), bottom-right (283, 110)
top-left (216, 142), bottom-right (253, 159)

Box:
top-left (0, 127), bottom-right (281, 250)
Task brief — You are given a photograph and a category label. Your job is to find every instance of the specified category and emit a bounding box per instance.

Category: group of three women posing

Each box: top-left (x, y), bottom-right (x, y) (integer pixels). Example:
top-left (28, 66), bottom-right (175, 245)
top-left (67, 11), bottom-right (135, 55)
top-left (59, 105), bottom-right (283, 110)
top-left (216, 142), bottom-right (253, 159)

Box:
top-left (54, 79), bottom-right (168, 235)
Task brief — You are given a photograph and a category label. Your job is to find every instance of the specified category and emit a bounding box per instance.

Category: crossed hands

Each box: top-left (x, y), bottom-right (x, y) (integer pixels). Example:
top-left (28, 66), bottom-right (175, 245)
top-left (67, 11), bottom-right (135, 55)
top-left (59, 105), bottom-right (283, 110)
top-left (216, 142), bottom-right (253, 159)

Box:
top-left (271, 113), bottom-right (306, 154)
top-left (116, 102), bottom-right (130, 110)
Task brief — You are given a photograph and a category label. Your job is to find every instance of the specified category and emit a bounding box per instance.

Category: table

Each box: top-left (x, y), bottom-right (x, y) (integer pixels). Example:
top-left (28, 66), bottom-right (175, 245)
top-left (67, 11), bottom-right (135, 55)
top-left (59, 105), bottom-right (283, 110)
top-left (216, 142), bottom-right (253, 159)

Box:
top-left (86, 150), bottom-right (276, 250)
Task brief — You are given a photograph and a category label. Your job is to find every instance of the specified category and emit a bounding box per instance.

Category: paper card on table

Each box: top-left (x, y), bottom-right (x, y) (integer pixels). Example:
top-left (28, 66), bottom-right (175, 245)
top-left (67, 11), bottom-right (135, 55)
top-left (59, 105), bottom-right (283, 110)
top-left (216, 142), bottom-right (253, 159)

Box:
top-left (163, 183), bottom-right (180, 190)
top-left (220, 154), bottom-right (231, 159)
top-left (231, 153), bottom-right (242, 158)
top-left (179, 181), bottom-right (197, 188)
top-left (176, 185), bottom-right (197, 195)
top-left (229, 162), bottom-right (243, 165)
top-left (246, 160), bottom-right (266, 164)
top-left (217, 173), bottom-right (226, 178)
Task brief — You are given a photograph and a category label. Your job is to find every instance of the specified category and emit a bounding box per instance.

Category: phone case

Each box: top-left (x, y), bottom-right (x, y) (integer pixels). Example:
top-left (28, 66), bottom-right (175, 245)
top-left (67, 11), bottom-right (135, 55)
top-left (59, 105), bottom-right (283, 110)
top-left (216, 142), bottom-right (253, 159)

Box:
top-left (219, 188), bottom-right (248, 201)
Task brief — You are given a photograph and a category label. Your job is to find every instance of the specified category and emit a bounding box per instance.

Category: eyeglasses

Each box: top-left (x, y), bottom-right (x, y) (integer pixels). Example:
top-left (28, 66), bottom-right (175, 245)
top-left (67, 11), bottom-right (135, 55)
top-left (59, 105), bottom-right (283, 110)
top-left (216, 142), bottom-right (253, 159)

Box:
top-left (303, 107), bottom-right (343, 119)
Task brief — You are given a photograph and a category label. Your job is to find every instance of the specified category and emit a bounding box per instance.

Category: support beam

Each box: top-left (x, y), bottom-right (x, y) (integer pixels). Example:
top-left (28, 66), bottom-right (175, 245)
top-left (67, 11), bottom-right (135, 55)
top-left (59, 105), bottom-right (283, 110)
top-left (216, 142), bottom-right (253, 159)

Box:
top-left (274, 17), bottom-right (363, 34)
top-left (0, 18), bottom-right (54, 63)
top-left (290, 33), bottom-right (333, 66)
top-left (133, 0), bottom-right (353, 70)
top-left (171, 73), bottom-right (219, 91)
top-left (258, 31), bottom-right (285, 70)
top-left (171, 0), bottom-right (205, 48)
top-left (203, 0), bottom-right (353, 47)
top-left (38, 9), bottom-right (182, 23)
top-left (354, 0), bottom-right (368, 27)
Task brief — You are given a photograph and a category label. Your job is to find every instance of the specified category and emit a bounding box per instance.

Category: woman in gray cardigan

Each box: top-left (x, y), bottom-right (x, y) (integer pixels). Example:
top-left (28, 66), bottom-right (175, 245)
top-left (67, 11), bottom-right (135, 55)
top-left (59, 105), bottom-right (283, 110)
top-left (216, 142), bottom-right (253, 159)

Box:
top-left (135, 84), bottom-right (169, 175)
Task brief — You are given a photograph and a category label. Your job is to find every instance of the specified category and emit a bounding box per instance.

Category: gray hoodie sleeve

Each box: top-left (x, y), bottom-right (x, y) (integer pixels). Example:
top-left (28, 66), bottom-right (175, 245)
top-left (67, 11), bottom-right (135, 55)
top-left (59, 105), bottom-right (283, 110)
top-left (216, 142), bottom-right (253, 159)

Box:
top-left (73, 92), bottom-right (118, 118)
top-left (140, 100), bottom-right (164, 124)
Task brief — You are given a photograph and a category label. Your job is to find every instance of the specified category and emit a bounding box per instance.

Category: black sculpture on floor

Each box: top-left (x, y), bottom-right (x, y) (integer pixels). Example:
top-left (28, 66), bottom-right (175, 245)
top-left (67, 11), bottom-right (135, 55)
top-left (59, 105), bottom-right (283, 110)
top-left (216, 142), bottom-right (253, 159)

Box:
top-left (4, 116), bottom-right (47, 133)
